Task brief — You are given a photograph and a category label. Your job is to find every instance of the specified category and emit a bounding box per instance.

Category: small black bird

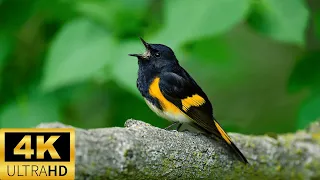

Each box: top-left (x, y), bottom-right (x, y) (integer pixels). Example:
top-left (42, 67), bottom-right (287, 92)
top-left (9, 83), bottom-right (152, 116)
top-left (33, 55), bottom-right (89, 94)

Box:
top-left (129, 38), bottom-right (248, 164)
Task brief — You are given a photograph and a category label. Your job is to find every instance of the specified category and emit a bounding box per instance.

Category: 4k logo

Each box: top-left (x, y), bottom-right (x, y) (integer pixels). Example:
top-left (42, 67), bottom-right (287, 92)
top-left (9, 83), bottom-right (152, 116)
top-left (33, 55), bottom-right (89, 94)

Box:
top-left (0, 129), bottom-right (75, 180)
top-left (14, 135), bottom-right (61, 159)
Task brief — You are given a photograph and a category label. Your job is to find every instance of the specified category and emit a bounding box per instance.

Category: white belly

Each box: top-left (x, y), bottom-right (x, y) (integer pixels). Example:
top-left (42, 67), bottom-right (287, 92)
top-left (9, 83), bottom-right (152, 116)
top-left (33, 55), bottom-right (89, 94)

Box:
top-left (145, 99), bottom-right (192, 123)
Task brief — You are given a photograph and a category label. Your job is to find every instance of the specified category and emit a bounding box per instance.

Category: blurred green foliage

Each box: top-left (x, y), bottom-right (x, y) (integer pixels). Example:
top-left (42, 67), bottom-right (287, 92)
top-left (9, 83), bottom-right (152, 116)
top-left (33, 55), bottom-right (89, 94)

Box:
top-left (0, 0), bottom-right (319, 134)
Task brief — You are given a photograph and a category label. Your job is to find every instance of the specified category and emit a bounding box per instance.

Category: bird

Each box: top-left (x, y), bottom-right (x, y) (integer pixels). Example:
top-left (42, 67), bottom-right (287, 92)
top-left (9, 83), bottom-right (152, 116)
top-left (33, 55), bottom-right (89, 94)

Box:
top-left (129, 38), bottom-right (248, 164)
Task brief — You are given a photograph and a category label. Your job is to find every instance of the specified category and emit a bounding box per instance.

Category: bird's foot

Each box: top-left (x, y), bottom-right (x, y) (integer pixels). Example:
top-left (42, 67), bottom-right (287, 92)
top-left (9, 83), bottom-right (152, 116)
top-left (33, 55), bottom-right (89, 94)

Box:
top-left (164, 122), bottom-right (182, 131)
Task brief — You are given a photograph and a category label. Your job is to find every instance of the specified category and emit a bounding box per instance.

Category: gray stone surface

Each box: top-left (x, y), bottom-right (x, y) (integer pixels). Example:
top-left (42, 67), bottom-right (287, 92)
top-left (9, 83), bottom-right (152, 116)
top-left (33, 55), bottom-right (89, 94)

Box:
top-left (37, 119), bottom-right (320, 180)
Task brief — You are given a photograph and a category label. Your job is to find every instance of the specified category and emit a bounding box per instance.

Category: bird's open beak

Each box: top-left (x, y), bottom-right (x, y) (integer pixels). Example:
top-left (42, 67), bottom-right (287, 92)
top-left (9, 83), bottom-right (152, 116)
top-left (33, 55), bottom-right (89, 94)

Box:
top-left (140, 37), bottom-right (151, 50)
top-left (128, 37), bottom-right (151, 59)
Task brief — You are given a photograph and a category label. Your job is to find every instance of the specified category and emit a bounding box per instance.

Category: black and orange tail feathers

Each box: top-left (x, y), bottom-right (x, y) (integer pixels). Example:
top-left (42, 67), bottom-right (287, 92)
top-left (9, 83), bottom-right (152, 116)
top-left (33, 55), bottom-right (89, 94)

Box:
top-left (228, 140), bottom-right (249, 164)
top-left (213, 120), bottom-right (249, 164)
top-left (189, 118), bottom-right (249, 164)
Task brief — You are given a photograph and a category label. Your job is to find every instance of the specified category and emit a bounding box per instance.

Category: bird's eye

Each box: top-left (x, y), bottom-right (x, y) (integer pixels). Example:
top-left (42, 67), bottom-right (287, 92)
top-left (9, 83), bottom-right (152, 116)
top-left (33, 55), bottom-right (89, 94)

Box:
top-left (155, 52), bottom-right (160, 57)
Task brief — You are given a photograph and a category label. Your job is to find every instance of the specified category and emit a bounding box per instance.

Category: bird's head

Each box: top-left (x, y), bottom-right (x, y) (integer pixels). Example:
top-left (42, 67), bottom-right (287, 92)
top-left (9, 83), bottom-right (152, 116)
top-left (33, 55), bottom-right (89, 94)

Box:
top-left (129, 38), bottom-right (178, 68)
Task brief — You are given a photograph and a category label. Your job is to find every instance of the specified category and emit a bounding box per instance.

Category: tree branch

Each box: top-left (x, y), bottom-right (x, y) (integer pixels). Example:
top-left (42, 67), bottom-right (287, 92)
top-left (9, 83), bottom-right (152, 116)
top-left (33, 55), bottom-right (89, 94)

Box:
top-left (37, 120), bottom-right (320, 180)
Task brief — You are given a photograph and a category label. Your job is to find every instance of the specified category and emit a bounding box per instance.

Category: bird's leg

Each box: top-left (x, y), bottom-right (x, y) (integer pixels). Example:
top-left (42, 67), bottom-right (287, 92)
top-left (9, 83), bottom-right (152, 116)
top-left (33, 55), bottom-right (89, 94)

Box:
top-left (164, 122), bottom-right (180, 130)
top-left (176, 123), bottom-right (183, 131)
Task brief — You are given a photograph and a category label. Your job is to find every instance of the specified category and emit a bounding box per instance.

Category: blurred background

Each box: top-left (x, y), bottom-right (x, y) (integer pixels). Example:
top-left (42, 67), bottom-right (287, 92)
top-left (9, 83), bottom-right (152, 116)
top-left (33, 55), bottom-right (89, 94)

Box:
top-left (0, 0), bottom-right (319, 135)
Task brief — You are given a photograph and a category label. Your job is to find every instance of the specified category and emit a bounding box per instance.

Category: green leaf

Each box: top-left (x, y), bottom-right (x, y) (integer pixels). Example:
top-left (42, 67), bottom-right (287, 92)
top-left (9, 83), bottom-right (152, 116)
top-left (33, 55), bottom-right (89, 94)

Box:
top-left (75, 0), bottom-right (150, 38)
top-left (152, 0), bottom-right (250, 48)
top-left (314, 12), bottom-right (320, 40)
top-left (0, 0), bottom-right (35, 31)
top-left (32, 0), bottom-right (77, 22)
top-left (298, 94), bottom-right (320, 129)
top-left (288, 52), bottom-right (320, 93)
top-left (41, 18), bottom-right (114, 92)
top-left (0, 93), bottom-right (60, 128)
top-left (185, 36), bottom-right (233, 63)
top-left (0, 31), bottom-right (13, 68)
top-left (248, 0), bottom-right (309, 45)
top-left (0, 31), bottom-right (14, 92)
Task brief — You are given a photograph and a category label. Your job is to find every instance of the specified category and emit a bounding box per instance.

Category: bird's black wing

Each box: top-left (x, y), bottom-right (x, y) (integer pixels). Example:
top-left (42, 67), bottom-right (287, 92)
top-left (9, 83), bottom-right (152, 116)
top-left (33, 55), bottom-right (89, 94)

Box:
top-left (158, 72), bottom-right (249, 164)
top-left (158, 72), bottom-right (220, 135)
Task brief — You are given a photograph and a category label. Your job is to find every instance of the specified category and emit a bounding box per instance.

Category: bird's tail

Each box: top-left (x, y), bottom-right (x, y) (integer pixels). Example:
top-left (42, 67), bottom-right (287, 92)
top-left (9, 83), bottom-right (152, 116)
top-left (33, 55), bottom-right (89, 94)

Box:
top-left (213, 120), bottom-right (249, 164)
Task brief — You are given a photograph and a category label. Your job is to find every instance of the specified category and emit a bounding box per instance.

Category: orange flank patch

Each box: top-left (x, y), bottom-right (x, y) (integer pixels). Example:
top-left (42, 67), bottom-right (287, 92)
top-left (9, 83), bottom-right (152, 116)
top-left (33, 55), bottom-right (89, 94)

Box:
top-left (149, 77), bottom-right (181, 113)
top-left (181, 94), bottom-right (205, 111)
top-left (214, 121), bottom-right (232, 144)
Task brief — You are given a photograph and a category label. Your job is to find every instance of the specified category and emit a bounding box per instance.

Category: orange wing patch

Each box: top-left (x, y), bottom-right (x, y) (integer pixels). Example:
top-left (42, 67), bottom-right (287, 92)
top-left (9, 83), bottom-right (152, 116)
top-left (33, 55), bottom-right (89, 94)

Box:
top-left (214, 121), bottom-right (232, 144)
top-left (149, 77), bottom-right (181, 114)
top-left (181, 94), bottom-right (205, 111)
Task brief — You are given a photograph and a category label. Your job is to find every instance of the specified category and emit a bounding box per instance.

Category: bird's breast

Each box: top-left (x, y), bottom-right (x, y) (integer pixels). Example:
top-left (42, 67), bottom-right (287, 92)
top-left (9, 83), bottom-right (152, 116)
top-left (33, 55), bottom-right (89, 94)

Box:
top-left (145, 98), bottom-right (192, 123)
